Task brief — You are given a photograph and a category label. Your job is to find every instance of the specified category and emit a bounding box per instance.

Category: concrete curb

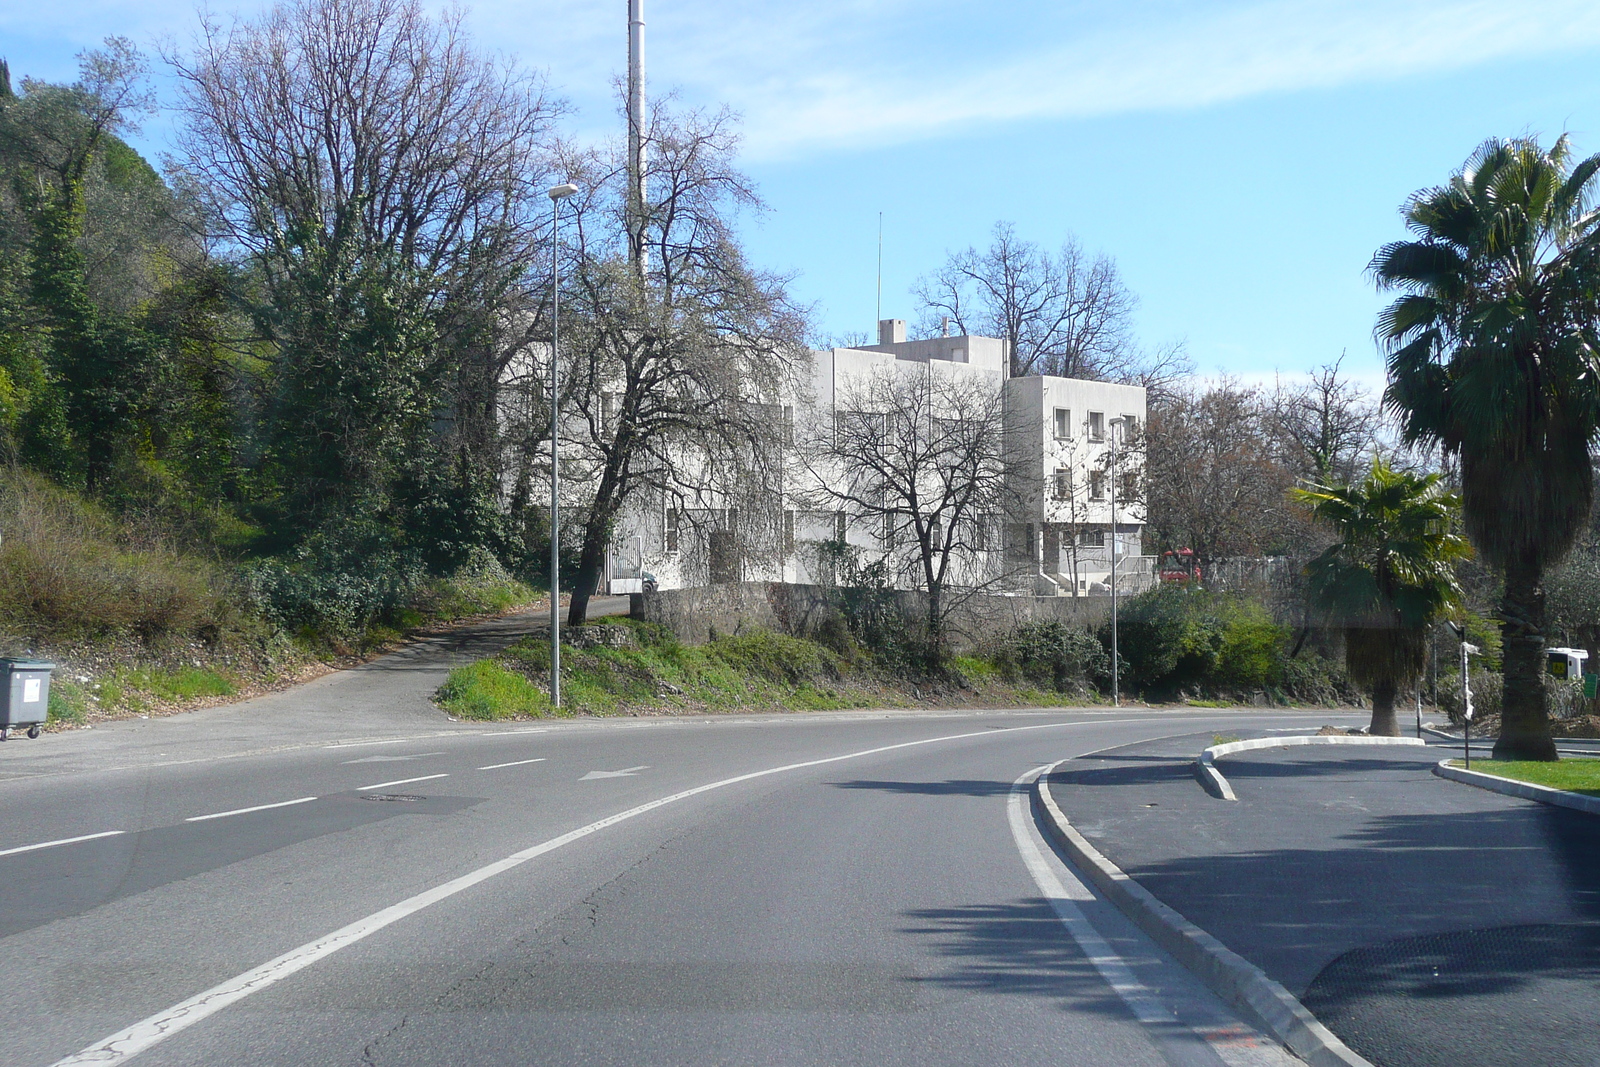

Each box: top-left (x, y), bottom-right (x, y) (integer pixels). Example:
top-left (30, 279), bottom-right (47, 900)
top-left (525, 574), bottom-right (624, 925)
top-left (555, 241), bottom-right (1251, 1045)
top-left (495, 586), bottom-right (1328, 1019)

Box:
top-left (1032, 768), bottom-right (1374, 1067)
top-left (1432, 758), bottom-right (1600, 815)
top-left (1195, 735), bottom-right (1428, 800)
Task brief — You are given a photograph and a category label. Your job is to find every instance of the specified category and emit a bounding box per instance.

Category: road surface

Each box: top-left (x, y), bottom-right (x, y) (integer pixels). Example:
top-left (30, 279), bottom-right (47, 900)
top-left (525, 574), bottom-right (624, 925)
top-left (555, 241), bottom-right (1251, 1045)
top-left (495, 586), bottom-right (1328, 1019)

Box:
top-left (0, 616), bottom-right (1344, 1066)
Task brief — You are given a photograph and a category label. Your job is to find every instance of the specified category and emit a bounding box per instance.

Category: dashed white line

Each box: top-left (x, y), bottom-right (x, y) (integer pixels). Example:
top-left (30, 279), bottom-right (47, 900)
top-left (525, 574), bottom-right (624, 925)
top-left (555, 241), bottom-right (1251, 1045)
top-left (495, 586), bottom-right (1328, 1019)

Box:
top-left (185, 797), bottom-right (319, 823)
top-left (53, 716), bottom-right (1162, 1067)
top-left (477, 758), bottom-right (547, 770)
top-left (357, 773), bottom-right (449, 791)
top-left (0, 830), bottom-right (125, 857)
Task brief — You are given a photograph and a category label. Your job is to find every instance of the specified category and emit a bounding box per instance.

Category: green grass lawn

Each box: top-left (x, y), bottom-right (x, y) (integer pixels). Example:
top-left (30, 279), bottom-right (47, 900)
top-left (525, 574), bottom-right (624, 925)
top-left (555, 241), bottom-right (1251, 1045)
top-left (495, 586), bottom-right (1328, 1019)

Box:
top-left (1452, 758), bottom-right (1600, 797)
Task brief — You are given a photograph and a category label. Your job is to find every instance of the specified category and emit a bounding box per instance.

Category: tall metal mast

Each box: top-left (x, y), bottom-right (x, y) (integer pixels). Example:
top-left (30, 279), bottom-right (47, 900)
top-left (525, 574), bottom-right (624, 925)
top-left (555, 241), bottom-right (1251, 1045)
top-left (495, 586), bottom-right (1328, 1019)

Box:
top-left (627, 0), bottom-right (647, 271)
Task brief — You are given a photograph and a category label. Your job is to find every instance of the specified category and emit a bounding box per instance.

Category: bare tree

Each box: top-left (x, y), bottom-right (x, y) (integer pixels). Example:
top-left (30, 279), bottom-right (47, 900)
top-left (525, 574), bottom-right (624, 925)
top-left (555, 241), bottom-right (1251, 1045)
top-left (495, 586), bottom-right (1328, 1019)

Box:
top-left (912, 221), bottom-right (1139, 379)
top-left (555, 103), bottom-right (809, 626)
top-left (796, 366), bottom-right (1016, 666)
top-left (168, 0), bottom-right (560, 533)
top-left (1267, 355), bottom-right (1381, 485)
top-left (1143, 381), bottom-right (1292, 574)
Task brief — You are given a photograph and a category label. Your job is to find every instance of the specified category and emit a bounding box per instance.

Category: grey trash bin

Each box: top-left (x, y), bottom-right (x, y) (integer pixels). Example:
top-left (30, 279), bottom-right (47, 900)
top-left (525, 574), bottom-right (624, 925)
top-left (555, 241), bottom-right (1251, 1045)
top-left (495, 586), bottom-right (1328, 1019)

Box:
top-left (0, 659), bottom-right (53, 740)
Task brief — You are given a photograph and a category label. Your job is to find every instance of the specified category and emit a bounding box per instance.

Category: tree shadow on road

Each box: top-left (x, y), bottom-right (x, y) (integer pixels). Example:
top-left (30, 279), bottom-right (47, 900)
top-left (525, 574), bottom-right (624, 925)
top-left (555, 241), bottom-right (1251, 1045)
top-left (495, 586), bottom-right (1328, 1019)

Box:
top-left (828, 779), bottom-right (1017, 797)
top-left (897, 897), bottom-right (1133, 1019)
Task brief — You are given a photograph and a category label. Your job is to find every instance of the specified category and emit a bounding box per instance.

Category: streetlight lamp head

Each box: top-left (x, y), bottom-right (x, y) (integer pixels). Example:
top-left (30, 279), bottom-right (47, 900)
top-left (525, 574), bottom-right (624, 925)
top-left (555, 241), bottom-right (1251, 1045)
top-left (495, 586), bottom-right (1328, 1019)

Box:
top-left (547, 183), bottom-right (580, 200)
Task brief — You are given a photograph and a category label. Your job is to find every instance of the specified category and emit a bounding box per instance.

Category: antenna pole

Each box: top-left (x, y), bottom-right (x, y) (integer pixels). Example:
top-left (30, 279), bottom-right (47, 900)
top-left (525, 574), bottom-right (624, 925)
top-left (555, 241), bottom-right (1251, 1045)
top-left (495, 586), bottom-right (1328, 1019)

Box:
top-left (628, 0), bottom-right (647, 271)
top-left (876, 211), bottom-right (883, 325)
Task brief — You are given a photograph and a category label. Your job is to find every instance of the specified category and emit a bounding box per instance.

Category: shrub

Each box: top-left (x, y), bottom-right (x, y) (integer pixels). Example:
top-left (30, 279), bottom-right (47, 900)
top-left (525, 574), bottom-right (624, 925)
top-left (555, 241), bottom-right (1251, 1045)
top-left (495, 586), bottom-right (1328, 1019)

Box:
top-left (0, 470), bottom-right (236, 641)
top-left (994, 621), bottom-right (1109, 694)
top-left (1105, 586), bottom-right (1295, 699)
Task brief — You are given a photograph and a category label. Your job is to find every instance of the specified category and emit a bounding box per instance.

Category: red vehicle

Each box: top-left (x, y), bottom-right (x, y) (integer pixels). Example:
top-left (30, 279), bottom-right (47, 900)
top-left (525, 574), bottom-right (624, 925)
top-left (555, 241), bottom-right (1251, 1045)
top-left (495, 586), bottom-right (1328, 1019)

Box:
top-left (1158, 548), bottom-right (1201, 584)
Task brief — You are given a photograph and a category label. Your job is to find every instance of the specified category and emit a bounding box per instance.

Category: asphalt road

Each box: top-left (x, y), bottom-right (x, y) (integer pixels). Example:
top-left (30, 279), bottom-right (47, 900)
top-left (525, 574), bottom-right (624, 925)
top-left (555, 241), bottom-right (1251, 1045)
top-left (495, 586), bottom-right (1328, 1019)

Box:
top-left (0, 616), bottom-right (1345, 1067)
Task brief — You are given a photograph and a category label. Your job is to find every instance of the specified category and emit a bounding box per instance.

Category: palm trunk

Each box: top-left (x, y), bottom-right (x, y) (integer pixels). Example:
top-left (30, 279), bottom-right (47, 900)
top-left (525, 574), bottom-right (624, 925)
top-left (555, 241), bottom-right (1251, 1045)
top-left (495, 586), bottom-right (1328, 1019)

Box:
top-left (1496, 551), bottom-right (1558, 761)
top-left (1369, 676), bottom-right (1399, 736)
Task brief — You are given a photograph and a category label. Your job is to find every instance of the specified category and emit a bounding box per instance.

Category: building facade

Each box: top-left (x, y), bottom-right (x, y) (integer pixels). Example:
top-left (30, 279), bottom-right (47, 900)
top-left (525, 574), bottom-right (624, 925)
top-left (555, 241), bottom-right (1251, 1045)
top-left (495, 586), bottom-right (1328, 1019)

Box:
top-left (599, 319), bottom-right (1149, 598)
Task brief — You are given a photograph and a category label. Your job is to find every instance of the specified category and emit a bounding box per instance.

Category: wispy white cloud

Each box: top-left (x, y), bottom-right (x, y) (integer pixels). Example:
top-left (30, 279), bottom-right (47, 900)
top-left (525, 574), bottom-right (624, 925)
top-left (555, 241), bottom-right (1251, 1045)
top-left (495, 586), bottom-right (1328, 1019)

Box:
top-left (9, 0), bottom-right (1600, 158)
top-left (470, 0), bottom-right (1600, 158)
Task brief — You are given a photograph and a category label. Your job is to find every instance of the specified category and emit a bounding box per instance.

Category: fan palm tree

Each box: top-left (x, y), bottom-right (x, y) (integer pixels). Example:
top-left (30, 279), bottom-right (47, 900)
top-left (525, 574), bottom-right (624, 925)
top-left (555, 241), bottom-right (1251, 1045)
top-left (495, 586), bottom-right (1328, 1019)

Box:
top-left (1294, 459), bottom-right (1470, 736)
top-left (1372, 135), bottom-right (1600, 759)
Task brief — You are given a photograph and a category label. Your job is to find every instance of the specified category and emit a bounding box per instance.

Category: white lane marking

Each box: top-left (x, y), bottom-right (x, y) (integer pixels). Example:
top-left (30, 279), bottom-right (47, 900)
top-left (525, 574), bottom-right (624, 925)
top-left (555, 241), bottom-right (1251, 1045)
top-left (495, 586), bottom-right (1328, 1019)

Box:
top-left (322, 738), bottom-right (425, 750)
top-left (580, 765), bottom-right (648, 780)
top-left (1007, 766), bottom-right (1180, 1026)
top-left (51, 716), bottom-right (1160, 1067)
top-left (478, 758), bottom-right (547, 771)
top-left (1008, 766), bottom-right (1295, 1067)
top-left (340, 753), bottom-right (443, 765)
top-left (185, 797), bottom-right (319, 823)
top-left (357, 773), bottom-right (449, 791)
top-left (0, 830), bottom-right (125, 858)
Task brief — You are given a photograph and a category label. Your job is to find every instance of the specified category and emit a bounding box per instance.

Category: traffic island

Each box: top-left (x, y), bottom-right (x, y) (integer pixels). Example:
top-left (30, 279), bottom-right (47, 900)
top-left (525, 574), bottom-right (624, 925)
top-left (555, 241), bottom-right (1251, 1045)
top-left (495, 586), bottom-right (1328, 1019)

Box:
top-left (1044, 733), bottom-right (1600, 1067)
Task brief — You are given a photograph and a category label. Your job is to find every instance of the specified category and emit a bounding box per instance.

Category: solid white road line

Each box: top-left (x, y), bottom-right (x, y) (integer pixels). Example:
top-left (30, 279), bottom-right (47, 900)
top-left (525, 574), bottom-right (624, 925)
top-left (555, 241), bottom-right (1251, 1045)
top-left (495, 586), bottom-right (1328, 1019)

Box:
top-left (356, 773), bottom-right (450, 791)
top-left (0, 830), bottom-right (125, 858)
top-left (322, 737), bottom-right (431, 750)
top-left (477, 758), bottom-right (547, 770)
top-left (185, 797), bottom-right (319, 823)
top-left (52, 716), bottom-right (1160, 1066)
top-left (1007, 766), bottom-right (1180, 1026)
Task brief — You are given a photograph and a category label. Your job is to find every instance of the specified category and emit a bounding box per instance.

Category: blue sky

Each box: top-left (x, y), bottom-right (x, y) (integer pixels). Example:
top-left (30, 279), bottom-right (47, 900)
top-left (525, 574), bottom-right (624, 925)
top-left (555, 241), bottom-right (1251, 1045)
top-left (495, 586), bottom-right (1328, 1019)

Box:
top-left (8, 0), bottom-right (1600, 386)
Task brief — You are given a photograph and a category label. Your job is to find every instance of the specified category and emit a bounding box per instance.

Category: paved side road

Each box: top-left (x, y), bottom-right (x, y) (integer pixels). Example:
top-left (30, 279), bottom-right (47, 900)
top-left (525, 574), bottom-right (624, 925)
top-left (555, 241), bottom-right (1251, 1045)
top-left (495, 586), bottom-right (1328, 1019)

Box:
top-left (0, 596), bottom-right (631, 782)
top-left (1050, 734), bottom-right (1600, 1067)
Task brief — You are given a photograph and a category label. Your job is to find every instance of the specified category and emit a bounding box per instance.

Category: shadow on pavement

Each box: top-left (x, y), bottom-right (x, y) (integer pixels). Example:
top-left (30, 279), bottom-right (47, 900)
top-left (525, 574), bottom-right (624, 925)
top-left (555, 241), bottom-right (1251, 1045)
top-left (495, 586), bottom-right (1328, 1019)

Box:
top-left (899, 897), bottom-right (1132, 1018)
top-left (1303, 923), bottom-right (1600, 1067)
top-left (828, 779), bottom-right (1017, 797)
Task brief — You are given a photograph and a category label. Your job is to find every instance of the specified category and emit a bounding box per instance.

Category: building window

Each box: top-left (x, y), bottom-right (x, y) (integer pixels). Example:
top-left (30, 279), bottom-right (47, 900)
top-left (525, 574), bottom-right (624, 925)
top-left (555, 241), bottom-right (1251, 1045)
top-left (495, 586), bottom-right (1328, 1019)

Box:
top-left (783, 510), bottom-right (795, 556)
top-left (1121, 414), bottom-right (1139, 437)
top-left (664, 508), bottom-right (681, 553)
top-left (1089, 470), bottom-right (1106, 500)
top-left (1053, 468), bottom-right (1073, 500)
top-left (834, 511), bottom-right (847, 542)
top-left (1088, 411), bottom-right (1105, 441)
top-left (1119, 471), bottom-right (1139, 502)
top-left (1053, 408), bottom-right (1072, 439)
top-left (600, 391), bottom-right (618, 436)
top-left (783, 405), bottom-right (795, 448)
top-left (1080, 528), bottom-right (1105, 547)
top-left (929, 520), bottom-right (943, 551)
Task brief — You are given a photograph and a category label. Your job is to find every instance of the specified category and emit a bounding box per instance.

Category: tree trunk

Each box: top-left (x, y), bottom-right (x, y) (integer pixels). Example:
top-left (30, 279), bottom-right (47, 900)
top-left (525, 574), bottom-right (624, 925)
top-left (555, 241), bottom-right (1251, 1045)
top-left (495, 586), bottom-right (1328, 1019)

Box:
top-left (1496, 551), bottom-right (1559, 761)
top-left (925, 583), bottom-right (943, 672)
top-left (1369, 676), bottom-right (1400, 736)
top-left (566, 523), bottom-right (607, 630)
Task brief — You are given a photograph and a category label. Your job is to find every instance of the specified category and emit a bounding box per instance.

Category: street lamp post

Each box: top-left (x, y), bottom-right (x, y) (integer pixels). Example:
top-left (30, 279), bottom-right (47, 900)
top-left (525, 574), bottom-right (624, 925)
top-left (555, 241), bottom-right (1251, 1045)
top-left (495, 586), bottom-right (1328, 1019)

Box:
top-left (1109, 417), bottom-right (1124, 707)
top-left (547, 182), bottom-right (579, 708)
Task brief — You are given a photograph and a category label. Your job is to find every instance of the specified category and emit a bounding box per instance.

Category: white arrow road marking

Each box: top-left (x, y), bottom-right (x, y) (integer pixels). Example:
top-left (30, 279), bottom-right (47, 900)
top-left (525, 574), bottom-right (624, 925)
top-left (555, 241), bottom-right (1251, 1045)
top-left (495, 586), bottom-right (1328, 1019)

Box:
top-left (340, 752), bottom-right (443, 765)
top-left (580, 765), bottom-right (649, 780)
top-left (0, 830), bottom-right (125, 858)
top-left (356, 773), bottom-right (449, 791)
top-left (51, 716), bottom-right (1161, 1066)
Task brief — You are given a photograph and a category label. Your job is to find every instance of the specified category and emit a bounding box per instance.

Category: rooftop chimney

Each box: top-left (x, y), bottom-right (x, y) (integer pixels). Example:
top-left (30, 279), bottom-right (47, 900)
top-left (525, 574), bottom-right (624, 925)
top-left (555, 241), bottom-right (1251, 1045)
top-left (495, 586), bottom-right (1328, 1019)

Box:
top-left (878, 318), bottom-right (906, 346)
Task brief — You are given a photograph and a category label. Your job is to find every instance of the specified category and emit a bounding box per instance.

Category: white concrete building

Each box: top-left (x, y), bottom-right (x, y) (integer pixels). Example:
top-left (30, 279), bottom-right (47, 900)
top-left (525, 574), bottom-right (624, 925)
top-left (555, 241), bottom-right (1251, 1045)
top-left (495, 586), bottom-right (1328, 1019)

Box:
top-left (600, 319), bottom-right (1150, 598)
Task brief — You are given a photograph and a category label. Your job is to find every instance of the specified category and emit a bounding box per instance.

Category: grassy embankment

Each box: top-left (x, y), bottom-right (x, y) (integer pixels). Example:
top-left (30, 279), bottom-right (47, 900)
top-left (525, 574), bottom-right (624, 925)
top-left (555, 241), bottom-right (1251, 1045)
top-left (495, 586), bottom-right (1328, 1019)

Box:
top-left (436, 617), bottom-right (1083, 720)
top-left (0, 472), bottom-right (539, 728)
top-left (1451, 758), bottom-right (1600, 798)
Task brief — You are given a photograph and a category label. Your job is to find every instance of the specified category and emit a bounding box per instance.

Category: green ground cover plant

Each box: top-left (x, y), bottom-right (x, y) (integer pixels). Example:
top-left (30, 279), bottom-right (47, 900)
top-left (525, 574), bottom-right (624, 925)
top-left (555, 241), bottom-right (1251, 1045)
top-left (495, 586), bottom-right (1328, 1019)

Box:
top-left (437, 620), bottom-right (1112, 720)
top-left (1451, 758), bottom-right (1600, 798)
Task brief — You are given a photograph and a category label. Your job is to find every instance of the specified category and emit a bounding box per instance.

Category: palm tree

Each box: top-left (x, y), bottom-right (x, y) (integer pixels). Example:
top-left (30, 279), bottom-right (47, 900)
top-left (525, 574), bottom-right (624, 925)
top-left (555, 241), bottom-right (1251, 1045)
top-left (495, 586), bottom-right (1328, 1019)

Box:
top-left (1372, 136), bottom-right (1600, 760)
top-left (1294, 459), bottom-right (1470, 736)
